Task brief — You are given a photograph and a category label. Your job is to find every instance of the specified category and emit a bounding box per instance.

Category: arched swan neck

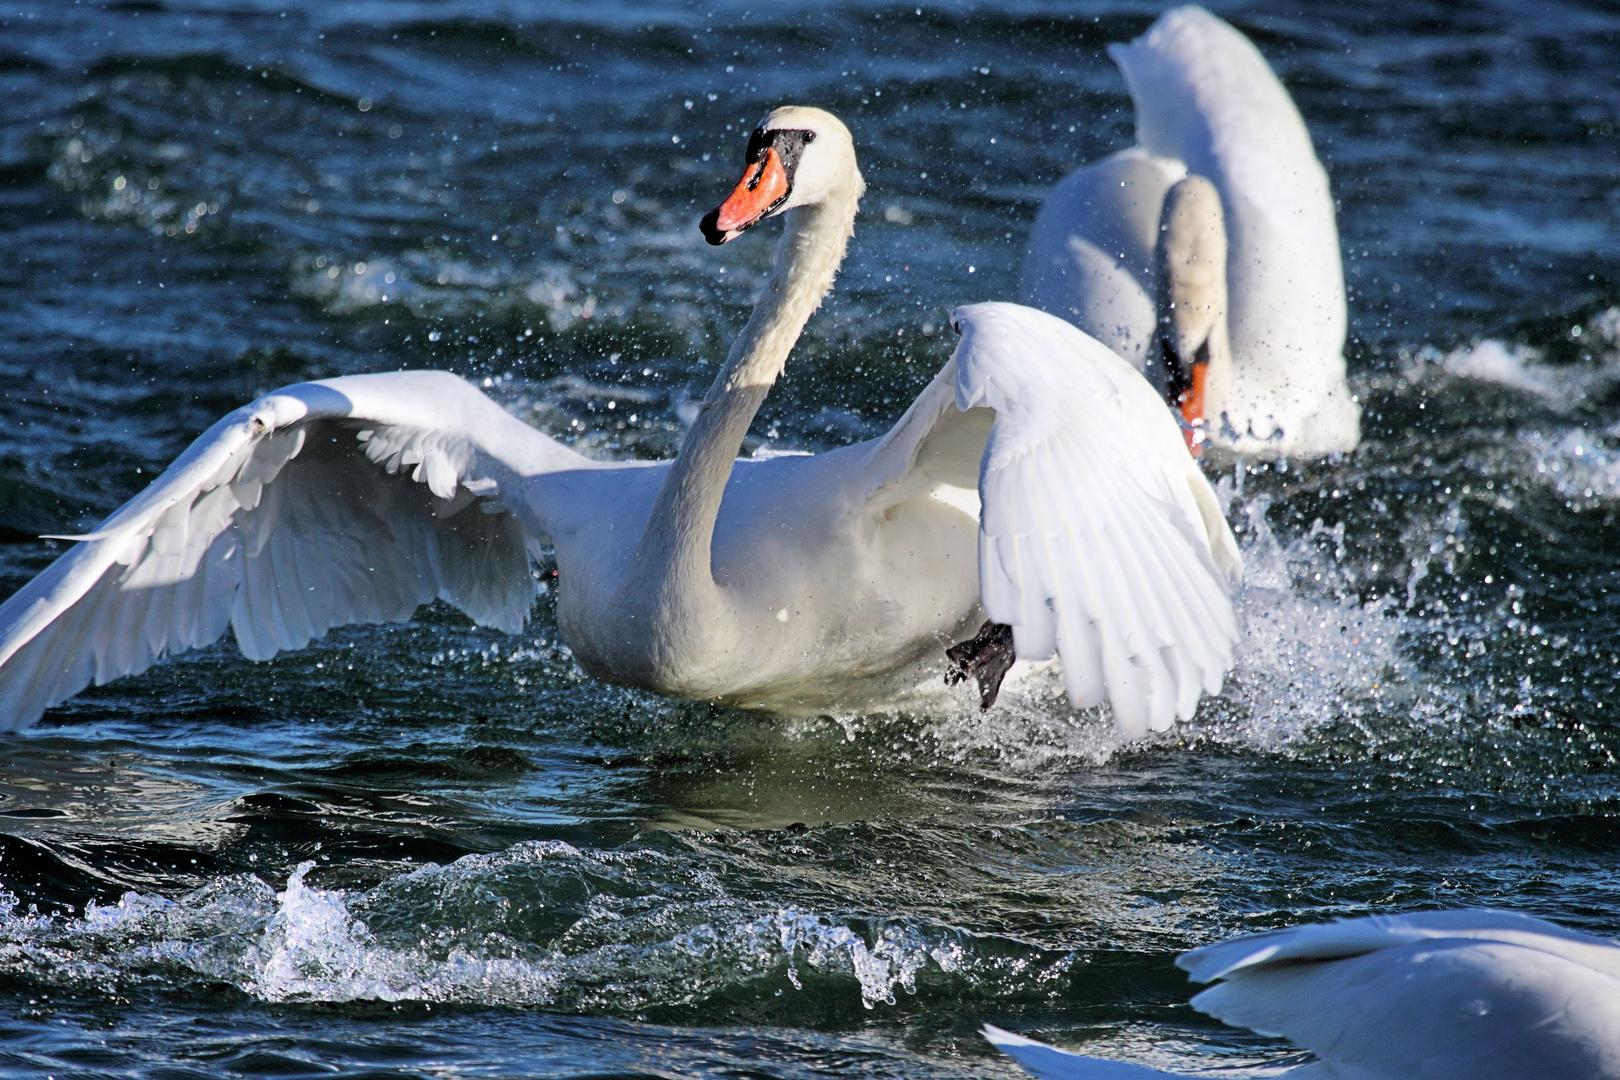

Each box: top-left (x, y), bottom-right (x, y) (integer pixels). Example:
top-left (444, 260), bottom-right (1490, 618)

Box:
top-left (1154, 175), bottom-right (1234, 396)
top-left (624, 171), bottom-right (863, 639)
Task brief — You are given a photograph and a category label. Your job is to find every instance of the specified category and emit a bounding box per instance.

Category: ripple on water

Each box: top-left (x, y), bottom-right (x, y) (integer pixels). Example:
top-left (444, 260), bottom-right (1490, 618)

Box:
top-left (5, 0), bottom-right (1620, 1074)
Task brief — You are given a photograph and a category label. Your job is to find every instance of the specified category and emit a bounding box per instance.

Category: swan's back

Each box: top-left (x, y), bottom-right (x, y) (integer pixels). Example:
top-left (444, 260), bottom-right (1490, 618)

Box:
top-left (1110, 7), bottom-right (1355, 451)
top-left (1018, 148), bottom-right (1184, 370)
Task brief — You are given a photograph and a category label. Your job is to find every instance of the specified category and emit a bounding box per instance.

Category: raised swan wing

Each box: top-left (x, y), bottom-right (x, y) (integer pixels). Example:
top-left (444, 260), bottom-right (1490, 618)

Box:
top-left (0, 371), bottom-right (586, 731)
top-left (863, 302), bottom-right (1240, 738)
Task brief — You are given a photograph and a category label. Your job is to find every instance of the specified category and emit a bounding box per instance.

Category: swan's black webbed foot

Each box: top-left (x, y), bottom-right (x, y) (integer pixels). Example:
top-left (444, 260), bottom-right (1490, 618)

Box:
top-left (945, 620), bottom-right (1016, 710)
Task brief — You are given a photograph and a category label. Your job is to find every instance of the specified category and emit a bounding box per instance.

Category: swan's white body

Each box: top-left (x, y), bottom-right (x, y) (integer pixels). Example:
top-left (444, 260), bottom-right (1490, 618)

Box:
top-left (1020, 7), bottom-right (1359, 457)
top-left (0, 108), bottom-right (1240, 738)
top-left (985, 909), bottom-right (1620, 1079)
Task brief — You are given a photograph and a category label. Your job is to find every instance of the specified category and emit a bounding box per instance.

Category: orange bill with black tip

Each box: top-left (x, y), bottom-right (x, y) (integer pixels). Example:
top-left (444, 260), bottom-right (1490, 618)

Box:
top-left (701, 147), bottom-right (790, 244)
top-left (1176, 361), bottom-right (1209, 455)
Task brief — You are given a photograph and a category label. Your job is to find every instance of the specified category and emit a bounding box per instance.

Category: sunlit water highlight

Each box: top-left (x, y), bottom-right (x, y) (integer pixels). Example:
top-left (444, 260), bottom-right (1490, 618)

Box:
top-left (1, 1), bottom-right (1619, 1076)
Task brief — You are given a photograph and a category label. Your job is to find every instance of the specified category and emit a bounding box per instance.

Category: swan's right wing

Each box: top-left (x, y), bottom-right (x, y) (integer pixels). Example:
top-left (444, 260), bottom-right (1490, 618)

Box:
top-left (863, 303), bottom-right (1240, 738)
top-left (981, 1025), bottom-right (1178, 1080)
top-left (0, 371), bottom-right (588, 731)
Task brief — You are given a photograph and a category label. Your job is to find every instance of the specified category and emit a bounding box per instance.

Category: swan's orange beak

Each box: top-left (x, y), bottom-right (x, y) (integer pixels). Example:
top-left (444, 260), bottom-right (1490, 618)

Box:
top-left (700, 147), bottom-right (791, 245)
top-left (1176, 362), bottom-right (1208, 456)
top-left (1161, 335), bottom-right (1210, 456)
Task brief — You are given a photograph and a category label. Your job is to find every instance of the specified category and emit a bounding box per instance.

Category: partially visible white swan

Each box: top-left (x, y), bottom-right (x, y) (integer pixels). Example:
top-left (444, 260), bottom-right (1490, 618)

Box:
top-left (0, 107), bottom-right (1240, 738)
top-left (1020, 6), bottom-right (1359, 457)
top-left (984, 909), bottom-right (1620, 1079)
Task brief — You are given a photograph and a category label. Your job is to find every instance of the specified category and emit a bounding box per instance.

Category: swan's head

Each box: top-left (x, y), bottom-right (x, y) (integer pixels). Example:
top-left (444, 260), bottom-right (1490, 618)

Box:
top-left (1154, 175), bottom-right (1229, 453)
top-left (700, 106), bottom-right (859, 245)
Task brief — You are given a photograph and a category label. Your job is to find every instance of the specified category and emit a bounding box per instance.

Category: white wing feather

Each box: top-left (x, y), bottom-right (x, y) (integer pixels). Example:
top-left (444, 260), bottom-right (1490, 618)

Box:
top-left (0, 371), bottom-right (584, 731)
top-left (864, 302), bottom-right (1239, 737)
top-left (1179, 908), bottom-right (1620, 985)
top-left (954, 303), bottom-right (1238, 738)
top-left (981, 1025), bottom-right (1179, 1080)
top-left (988, 912), bottom-right (1620, 1080)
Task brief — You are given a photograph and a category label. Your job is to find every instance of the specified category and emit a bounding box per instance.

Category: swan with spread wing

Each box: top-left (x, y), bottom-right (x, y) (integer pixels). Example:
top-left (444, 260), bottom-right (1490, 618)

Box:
top-left (984, 909), bottom-right (1620, 1079)
top-left (0, 107), bottom-right (1239, 737)
top-left (1021, 6), bottom-right (1359, 457)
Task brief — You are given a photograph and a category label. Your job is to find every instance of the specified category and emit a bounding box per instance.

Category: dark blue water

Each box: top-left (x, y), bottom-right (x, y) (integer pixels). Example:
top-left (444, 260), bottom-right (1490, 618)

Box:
top-left (1, 0), bottom-right (1619, 1075)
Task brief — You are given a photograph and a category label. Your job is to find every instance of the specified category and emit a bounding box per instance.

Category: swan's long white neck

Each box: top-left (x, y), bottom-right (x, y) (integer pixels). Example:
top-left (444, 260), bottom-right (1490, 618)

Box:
top-left (1154, 175), bottom-right (1234, 432)
top-left (618, 165), bottom-right (862, 660)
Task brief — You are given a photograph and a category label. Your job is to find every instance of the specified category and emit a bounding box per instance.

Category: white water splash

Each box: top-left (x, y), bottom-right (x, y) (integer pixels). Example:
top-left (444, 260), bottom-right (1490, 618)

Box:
top-left (0, 842), bottom-right (973, 1011)
top-left (247, 860), bottom-right (564, 1004)
top-left (1219, 488), bottom-right (1408, 749)
top-left (1521, 425), bottom-right (1620, 503)
top-left (1438, 339), bottom-right (1560, 397)
top-left (908, 479), bottom-right (1410, 768)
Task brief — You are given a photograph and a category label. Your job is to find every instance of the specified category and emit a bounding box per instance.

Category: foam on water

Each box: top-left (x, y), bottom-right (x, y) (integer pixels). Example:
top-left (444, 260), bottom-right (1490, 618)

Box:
top-left (1439, 339), bottom-right (1563, 397)
top-left (1411, 312), bottom-right (1620, 411)
top-left (247, 861), bottom-right (565, 1005)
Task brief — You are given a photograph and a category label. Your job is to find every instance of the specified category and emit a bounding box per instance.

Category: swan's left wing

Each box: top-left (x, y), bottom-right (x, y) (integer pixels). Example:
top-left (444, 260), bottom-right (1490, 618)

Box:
top-left (0, 372), bottom-right (584, 730)
top-left (863, 302), bottom-right (1240, 738)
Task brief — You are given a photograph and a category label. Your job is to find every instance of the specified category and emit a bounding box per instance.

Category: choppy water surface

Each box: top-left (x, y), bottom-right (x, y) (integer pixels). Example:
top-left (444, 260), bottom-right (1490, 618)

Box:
top-left (1, 0), bottom-right (1619, 1075)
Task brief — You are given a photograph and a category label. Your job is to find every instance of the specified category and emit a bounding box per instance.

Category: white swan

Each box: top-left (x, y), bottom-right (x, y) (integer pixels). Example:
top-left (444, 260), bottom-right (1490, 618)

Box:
top-left (984, 909), bottom-right (1620, 1079)
top-left (1020, 6), bottom-right (1359, 457)
top-left (0, 107), bottom-right (1240, 737)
